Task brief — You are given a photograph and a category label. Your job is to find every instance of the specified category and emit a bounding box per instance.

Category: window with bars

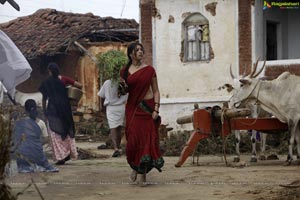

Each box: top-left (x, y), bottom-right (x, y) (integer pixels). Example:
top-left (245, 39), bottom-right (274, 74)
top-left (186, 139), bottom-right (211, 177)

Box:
top-left (182, 13), bottom-right (210, 62)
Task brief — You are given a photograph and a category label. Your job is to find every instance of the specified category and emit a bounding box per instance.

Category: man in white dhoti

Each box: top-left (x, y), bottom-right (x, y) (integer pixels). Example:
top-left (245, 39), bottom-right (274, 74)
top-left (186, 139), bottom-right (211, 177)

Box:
top-left (98, 70), bottom-right (128, 157)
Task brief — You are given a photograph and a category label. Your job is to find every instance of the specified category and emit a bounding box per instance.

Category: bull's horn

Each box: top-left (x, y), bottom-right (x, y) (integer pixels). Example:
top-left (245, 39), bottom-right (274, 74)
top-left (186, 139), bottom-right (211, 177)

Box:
top-left (230, 64), bottom-right (236, 79)
top-left (250, 57), bottom-right (260, 78)
top-left (253, 60), bottom-right (266, 78)
top-left (239, 79), bottom-right (251, 85)
top-left (242, 65), bottom-right (247, 77)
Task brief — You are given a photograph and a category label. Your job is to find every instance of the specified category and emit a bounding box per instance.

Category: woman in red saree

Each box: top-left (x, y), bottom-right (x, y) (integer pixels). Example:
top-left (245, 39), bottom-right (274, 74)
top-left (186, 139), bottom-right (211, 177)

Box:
top-left (121, 42), bottom-right (164, 186)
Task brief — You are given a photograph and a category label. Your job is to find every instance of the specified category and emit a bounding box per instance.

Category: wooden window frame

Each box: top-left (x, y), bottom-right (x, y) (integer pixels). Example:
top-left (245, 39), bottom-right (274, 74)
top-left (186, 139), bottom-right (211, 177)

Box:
top-left (182, 13), bottom-right (210, 62)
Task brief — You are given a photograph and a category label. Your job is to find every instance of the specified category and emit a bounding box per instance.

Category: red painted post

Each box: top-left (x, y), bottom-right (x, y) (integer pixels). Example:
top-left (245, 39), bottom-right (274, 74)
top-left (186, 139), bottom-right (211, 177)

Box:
top-left (175, 131), bottom-right (209, 167)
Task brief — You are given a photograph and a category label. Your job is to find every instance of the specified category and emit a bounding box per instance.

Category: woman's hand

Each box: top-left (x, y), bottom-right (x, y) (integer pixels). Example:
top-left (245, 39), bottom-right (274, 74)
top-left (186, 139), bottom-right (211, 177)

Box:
top-left (152, 110), bottom-right (159, 120)
top-left (118, 80), bottom-right (128, 97)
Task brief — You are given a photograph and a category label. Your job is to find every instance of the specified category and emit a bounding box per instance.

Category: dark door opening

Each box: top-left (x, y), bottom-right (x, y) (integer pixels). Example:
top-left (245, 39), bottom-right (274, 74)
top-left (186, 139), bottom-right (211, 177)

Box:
top-left (266, 21), bottom-right (277, 60)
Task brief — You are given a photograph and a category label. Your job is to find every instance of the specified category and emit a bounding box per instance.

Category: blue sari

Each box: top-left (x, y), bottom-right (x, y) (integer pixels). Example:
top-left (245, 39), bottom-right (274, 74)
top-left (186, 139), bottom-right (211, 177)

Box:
top-left (12, 118), bottom-right (58, 173)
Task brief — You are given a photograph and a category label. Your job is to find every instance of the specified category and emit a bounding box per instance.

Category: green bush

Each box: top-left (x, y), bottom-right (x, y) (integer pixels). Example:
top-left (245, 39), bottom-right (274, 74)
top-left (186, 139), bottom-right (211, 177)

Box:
top-left (97, 50), bottom-right (128, 84)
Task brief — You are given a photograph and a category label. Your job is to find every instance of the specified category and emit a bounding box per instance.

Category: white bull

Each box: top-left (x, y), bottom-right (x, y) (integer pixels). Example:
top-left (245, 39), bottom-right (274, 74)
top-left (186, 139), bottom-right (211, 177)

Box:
top-left (230, 64), bottom-right (300, 164)
top-left (223, 60), bottom-right (270, 162)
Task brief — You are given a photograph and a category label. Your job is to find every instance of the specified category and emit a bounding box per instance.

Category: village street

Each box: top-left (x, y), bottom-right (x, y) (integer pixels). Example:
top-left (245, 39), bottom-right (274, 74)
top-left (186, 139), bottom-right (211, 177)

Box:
top-left (7, 142), bottom-right (300, 200)
top-left (1, 1), bottom-right (300, 200)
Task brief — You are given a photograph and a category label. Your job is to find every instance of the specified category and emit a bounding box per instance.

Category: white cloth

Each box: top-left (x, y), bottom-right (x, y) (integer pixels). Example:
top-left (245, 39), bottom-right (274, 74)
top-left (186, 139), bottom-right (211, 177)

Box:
top-left (36, 118), bottom-right (48, 139)
top-left (0, 30), bottom-right (32, 97)
top-left (0, 82), bottom-right (4, 103)
top-left (98, 79), bottom-right (127, 128)
top-left (98, 80), bottom-right (128, 106)
top-left (106, 104), bottom-right (125, 128)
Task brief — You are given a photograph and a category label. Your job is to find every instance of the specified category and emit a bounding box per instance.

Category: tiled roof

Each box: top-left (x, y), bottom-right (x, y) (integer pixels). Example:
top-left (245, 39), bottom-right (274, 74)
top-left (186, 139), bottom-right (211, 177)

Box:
top-left (0, 9), bottom-right (139, 59)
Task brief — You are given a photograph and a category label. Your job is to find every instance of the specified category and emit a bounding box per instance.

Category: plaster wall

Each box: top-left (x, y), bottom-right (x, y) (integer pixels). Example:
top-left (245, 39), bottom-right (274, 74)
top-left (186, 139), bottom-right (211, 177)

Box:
top-left (253, 0), bottom-right (264, 61)
top-left (153, 0), bottom-right (237, 128)
top-left (287, 11), bottom-right (300, 59)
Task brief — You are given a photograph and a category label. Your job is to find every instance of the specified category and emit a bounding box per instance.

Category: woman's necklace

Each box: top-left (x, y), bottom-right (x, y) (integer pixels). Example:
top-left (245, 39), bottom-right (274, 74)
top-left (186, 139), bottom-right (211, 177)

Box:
top-left (132, 62), bottom-right (142, 68)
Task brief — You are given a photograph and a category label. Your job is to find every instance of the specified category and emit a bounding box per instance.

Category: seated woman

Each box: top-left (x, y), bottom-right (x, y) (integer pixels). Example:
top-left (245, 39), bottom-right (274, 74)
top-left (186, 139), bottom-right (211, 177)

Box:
top-left (12, 99), bottom-right (58, 173)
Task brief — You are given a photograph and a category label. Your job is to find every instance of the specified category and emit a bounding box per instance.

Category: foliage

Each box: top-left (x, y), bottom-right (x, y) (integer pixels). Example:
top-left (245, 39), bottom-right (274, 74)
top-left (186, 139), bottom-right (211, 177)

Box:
top-left (0, 106), bottom-right (17, 200)
top-left (163, 131), bottom-right (191, 156)
top-left (97, 50), bottom-right (128, 84)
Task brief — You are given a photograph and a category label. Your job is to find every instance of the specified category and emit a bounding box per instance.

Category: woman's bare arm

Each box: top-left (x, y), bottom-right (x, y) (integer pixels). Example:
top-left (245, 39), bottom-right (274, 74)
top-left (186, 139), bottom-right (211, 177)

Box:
top-left (151, 76), bottom-right (160, 119)
top-left (73, 81), bottom-right (82, 89)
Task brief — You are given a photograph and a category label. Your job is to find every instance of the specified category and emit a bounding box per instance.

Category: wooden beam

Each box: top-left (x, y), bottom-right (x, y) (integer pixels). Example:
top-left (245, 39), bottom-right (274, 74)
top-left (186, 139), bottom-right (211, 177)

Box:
top-left (176, 108), bottom-right (251, 125)
top-left (73, 41), bottom-right (97, 63)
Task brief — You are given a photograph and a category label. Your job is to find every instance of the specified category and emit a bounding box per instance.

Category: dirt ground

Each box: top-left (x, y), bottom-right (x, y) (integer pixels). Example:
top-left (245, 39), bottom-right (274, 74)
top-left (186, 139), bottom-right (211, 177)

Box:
top-left (6, 142), bottom-right (300, 200)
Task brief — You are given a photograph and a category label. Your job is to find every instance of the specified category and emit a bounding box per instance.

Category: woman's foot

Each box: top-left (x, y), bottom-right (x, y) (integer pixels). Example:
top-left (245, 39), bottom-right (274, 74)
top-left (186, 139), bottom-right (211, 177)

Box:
top-left (64, 154), bottom-right (71, 162)
top-left (55, 160), bottom-right (65, 165)
top-left (97, 144), bottom-right (108, 150)
top-left (138, 173), bottom-right (147, 187)
top-left (112, 150), bottom-right (121, 157)
top-left (129, 170), bottom-right (137, 182)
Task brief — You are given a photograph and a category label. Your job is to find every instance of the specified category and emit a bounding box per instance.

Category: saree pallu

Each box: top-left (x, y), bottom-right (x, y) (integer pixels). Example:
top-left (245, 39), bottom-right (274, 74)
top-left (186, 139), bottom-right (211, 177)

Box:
top-left (39, 76), bottom-right (75, 140)
top-left (123, 66), bottom-right (164, 174)
top-left (126, 98), bottom-right (164, 174)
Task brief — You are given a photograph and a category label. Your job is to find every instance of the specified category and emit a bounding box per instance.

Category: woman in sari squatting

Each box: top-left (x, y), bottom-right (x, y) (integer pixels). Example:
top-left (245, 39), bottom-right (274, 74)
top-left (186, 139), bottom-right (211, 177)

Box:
top-left (39, 63), bottom-right (78, 165)
top-left (121, 42), bottom-right (164, 185)
top-left (12, 99), bottom-right (58, 173)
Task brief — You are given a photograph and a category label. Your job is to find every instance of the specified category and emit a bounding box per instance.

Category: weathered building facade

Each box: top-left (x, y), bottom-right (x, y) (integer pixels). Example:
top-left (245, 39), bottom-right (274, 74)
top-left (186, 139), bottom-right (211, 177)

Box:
top-left (140, 0), bottom-right (300, 130)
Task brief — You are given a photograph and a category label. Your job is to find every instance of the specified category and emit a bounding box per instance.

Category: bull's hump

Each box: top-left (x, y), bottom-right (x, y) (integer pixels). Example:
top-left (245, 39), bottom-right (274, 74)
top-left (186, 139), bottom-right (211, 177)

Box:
top-left (276, 71), bottom-right (291, 81)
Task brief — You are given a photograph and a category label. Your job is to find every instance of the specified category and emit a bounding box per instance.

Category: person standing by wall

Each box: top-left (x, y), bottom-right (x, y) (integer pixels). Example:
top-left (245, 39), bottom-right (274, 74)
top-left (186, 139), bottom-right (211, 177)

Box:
top-left (39, 62), bottom-right (78, 165)
top-left (121, 42), bottom-right (164, 186)
top-left (59, 73), bottom-right (82, 111)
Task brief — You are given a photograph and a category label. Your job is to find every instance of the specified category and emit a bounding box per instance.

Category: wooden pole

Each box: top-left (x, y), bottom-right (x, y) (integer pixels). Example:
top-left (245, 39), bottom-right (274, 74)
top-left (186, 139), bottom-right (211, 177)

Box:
top-left (214, 108), bottom-right (251, 119)
top-left (176, 115), bottom-right (193, 124)
top-left (176, 108), bottom-right (251, 125)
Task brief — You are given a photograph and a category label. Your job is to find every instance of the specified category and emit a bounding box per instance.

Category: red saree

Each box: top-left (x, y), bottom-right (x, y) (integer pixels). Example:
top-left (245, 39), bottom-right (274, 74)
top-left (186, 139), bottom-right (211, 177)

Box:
top-left (121, 65), bottom-right (164, 174)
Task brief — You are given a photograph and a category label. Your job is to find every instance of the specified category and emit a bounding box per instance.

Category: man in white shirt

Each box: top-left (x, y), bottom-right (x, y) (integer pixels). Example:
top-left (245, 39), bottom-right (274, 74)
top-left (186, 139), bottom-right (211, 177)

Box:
top-left (98, 79), bottom-right (128, 157)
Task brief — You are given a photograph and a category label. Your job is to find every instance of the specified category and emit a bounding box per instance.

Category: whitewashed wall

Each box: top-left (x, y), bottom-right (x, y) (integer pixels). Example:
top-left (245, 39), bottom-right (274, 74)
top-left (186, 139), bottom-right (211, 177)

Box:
top-left (253, 0), bottom-right (300, 67)
top-left (153, 0), bottom-right (238, 130)
top-left (287, 11), bottom-right (300, 59)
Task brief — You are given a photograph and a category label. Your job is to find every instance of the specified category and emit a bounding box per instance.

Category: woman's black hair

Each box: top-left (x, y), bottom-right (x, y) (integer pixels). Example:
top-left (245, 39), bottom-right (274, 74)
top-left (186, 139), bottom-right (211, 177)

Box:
top-left (24, 99), bottom-right (38, 120)
top-left (123, 42), bottom-right (144, 82)
top-left (48, 62), bottom-right (60, 78)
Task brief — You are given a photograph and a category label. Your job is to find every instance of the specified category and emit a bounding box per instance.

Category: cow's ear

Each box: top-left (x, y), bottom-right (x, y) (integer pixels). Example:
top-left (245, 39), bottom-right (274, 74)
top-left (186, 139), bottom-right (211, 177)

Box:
top-left (239, 79), bottom-right (251, 85)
